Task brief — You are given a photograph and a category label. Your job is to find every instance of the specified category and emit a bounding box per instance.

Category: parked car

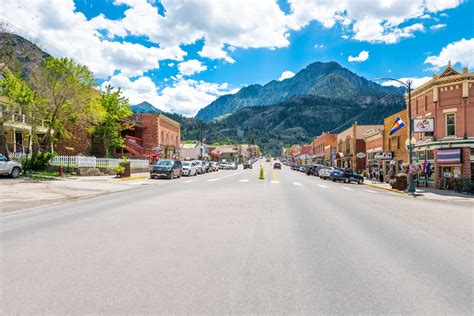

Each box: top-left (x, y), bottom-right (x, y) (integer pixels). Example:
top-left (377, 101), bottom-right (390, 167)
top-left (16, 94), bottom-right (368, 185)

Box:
top-left (203, 161), bottom-right (212, 173)
top-left (229, 162), bottom-right (238, 170)
top-left (243, 161), bottom-right (253, 169)
top-left (273, 162), bottom-right (281, 169)
top-left (210, 161), bottom-right (219, 171)
top-left (181, 161), bottom-right (198, 176)
top-left (150, 159), bottom-right (182, 179)
top-left (0, 154), bottom-right (22, 178)
top-left (329, 168), bottom-right (364, 184)
top-left (306, 163), bottom-right (321, 176)
top-left (193, 160), bottom-right (205, 174)
top-left (318, 166), bottom-right (334, 180)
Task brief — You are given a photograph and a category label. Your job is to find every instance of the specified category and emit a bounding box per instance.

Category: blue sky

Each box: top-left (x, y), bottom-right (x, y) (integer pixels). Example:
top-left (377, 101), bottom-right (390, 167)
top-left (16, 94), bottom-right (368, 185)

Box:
top-left (1, 0), bottom-right (473, 116)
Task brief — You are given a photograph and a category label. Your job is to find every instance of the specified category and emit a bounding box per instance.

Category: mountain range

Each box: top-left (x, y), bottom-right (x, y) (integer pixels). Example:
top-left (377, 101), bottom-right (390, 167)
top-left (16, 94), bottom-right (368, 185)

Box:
top-left (3, 33), bottom-right (405, 155)
top-left (196, 61), bottom-right (402, 122)
top-left (130, 101), bottom-right (162, 114)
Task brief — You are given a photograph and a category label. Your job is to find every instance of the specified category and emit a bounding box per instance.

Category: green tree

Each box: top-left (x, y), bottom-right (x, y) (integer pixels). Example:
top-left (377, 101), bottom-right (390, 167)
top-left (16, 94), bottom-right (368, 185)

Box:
top-left (0, 69), bottom-right (36, 159)
top-left (93, 85), bottom-right (132, 157)
top-left (32, 57), bottom-right (98, 150)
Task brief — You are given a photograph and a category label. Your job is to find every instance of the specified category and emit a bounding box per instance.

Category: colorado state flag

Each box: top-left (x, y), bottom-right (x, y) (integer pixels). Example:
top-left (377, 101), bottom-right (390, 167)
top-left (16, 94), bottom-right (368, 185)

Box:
top-left (389, 116), bottom-right (406, 135)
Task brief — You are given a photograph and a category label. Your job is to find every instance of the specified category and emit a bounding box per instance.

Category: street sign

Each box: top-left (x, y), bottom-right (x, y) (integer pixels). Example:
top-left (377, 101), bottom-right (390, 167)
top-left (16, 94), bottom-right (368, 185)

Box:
top-left (374, 152), bottom-right (393, 160)
top-left (356, 152), bottom-right (366, 159)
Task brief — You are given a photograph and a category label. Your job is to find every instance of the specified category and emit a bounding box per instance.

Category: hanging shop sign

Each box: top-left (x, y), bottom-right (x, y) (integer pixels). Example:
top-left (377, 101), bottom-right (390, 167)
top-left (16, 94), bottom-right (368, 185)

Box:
top-left (356, 152), bottom-right (366, 159)
top-left (374, 152), bottom-right (393, 160)
top-left (413, 118), bottom-right (434, 133)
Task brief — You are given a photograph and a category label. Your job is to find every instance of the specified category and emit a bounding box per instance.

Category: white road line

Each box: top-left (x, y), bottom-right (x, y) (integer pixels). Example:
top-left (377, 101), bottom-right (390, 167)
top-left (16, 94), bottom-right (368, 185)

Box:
top-left (183, 180), bottom-right (194, 183)
top-left (364, 189), bottom-right (378, 194)
top-left (207, 171), bottom-right (244, 182)
top-left (341, 187), bottom-right (354, 190)
top-left (240, 179), bottom-right (249, 182)
top-left (317, 184), bottom-right (328, 188)
top-left (293, 182), bottom-right (302, 186)
top-left (271, 180), bottom-right (279, 184)
top-left (130, 182), bottom-right (147, 185)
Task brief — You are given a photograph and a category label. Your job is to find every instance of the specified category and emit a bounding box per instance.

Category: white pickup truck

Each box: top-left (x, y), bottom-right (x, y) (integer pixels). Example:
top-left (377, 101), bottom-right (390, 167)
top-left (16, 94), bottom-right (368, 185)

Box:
top-left (0, 154), bottom-right (22, 178)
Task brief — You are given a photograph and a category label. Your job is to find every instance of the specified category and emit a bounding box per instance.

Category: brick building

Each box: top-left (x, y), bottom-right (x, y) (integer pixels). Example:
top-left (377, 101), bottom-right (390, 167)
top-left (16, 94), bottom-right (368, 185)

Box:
top-left (336, 124), bottom-right (383, 172)
top-left (408, 63), bottom-right (474, 188)
top-left (123, 113), bottom-right (181, 159)
top-left (362, 127), bottom-right (384, 177)
top-left (312, 133), bottom-right (337, 166)
top-left (382, 109), bottom-right (408, 178)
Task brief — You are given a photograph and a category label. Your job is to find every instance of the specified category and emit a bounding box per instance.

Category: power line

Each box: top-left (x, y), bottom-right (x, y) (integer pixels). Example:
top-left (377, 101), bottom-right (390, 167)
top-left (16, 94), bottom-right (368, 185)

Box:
top-left (328, 85), bottom-right (405, 134)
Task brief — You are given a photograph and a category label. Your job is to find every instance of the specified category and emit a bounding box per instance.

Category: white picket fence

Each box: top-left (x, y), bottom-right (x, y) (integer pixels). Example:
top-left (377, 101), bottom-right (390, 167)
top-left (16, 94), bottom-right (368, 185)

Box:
top-left (9, 153), bottom-right (150, 169)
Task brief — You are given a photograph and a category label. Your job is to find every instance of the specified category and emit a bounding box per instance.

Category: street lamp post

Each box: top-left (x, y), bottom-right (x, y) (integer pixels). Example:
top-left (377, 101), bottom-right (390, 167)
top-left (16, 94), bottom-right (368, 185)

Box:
top-left (373, 78), bottom-right (416, 193)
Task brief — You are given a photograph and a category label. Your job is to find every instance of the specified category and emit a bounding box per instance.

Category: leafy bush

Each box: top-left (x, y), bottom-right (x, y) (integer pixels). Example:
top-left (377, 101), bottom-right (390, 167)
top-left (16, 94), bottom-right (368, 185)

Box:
top-left (21, 152), bottom-right (55, 171)
top-left (389, 179), bottom-right (397, 188)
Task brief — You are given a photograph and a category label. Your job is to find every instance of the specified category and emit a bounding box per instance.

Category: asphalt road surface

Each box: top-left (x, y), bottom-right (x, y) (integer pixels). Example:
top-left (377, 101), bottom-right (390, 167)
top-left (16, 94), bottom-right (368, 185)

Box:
top-left (1, 160), bottom-right (472, 314)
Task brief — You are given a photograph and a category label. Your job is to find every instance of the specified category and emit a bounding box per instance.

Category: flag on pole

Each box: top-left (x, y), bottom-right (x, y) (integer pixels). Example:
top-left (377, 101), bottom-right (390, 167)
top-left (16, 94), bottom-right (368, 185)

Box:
top-left (389, 116), bottom-right (406, 135)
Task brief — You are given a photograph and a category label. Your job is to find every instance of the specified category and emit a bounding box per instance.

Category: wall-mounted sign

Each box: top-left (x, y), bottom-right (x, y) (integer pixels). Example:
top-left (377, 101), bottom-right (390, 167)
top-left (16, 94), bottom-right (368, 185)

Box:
top-left (413, 118), bottom-right (434, 133)
top-left (356, 152), bottom-right (366, 159)
top-left (374, 152), bottom-right (393, 160)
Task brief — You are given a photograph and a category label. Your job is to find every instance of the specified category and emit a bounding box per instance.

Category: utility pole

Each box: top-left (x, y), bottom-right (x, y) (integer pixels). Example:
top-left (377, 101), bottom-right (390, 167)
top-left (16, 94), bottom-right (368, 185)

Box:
top-left (199, 122), bottom-right (203, 160)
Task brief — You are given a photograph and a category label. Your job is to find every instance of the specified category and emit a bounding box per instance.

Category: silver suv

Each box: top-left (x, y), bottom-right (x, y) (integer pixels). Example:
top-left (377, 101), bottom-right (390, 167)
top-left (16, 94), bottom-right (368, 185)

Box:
top-left (0, 154), bottom-right (22, 178)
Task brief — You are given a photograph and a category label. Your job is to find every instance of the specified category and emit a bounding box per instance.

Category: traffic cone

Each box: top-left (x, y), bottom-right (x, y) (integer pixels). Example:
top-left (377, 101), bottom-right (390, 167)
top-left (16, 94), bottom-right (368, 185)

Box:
top-left (259, 165), bottom-right (264, 180)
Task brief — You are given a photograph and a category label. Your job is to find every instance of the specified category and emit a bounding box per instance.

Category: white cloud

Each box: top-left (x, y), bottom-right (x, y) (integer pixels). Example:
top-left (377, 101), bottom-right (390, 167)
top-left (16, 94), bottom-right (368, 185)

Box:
top-left (0, 0), bottom-right (186, 78)
top-left (177, 59), bottom-right (207, 76)
top-left (430, 23), bottom-right (446, 30)
top-left (278, 71), bottom-right (295, 81)
top-left (381, 77), bottom-right (432, 89)
top-left (103, 0), bottom-right (289, 63)
top-left (286, 0), bottom-right (460, 44)
top-left (314, 43), bottom-right (325, 48)
top-left (198, 43), bottom-right (235, 63)
top-left (102, 75), bottom-right (234, 117)
top-left (425, 38), bottom-right (474, 69)
top-left (348, 50), bottom-right (369, 62)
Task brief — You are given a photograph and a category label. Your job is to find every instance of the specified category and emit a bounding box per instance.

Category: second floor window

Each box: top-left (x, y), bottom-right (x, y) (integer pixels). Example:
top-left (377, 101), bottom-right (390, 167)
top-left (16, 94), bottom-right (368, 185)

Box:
top-left (446, 113), bottom-right (455, 136)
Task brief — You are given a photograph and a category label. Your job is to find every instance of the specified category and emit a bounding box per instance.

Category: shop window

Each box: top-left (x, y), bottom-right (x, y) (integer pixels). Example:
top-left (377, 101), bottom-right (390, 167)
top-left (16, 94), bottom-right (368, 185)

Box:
top-left (427, 150), bottom-right (434, 160)
top-left (446, 113), bottom-right (455, 136)
top-left (471, 163), bottom-right (474, 180)
top-left (388, 138), bottom-right (391, 150)
top-left (397, 136), bottom-right (400, 149)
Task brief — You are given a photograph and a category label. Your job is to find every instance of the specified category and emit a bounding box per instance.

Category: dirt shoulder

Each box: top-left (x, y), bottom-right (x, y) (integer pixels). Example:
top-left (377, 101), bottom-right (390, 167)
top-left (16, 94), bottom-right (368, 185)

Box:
top-left (0, 173), bottom-right (150, 213)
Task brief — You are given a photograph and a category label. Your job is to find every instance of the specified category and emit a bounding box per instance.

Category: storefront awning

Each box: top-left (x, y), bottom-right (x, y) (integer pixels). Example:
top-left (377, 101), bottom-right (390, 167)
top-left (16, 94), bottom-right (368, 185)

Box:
top-left (436, 149), bottom-right (461, 165)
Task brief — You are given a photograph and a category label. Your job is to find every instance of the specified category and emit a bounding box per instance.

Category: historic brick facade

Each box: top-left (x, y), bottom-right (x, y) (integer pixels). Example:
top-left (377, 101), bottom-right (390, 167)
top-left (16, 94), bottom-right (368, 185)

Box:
top-left (382, 109), bottom-right (408, 178)
top-left (408, 63), bottom-right (474, 188)
top-left (123, 113), bottom-right (181, 159)
top-left (312, 133), bottom-right (337, 166)
top-left (336, 124), bottom-right (383, 172)
top-left (55, 123), bottom-right (93, 155)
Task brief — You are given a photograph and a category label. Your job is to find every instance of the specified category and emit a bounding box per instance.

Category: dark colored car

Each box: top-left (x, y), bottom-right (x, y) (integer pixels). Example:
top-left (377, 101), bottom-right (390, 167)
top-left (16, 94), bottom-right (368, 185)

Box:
top-left (329, 168), bottom-right (364, 184)
top-left (273, 162), bottom-right (281, 169)
top-left (243, 161), bottom-right (253, 169)
top-left (150, 159), bottom-right (182, 179)
top-left (203, 161), bottom-right (212, 173)
top-left (306, 163), bottom-right (321, 176)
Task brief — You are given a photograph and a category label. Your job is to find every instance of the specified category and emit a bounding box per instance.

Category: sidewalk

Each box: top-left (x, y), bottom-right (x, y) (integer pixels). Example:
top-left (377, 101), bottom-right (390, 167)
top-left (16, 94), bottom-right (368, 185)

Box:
top-left (0, 172), bottom-right (151, 214)
top-left (365, 180), bottom-right (474, 202)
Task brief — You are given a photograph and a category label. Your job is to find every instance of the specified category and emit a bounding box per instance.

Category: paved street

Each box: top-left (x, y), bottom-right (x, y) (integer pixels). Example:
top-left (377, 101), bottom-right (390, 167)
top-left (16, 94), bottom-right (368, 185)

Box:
top-left (1, 161), bottom-right (472, 314)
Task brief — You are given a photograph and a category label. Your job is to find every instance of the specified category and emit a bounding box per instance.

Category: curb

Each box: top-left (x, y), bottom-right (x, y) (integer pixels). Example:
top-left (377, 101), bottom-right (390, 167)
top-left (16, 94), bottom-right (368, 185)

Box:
top-left (113, 175), bottom-right (148, 182)
top-left (365, 183), bottom-right (406, 194)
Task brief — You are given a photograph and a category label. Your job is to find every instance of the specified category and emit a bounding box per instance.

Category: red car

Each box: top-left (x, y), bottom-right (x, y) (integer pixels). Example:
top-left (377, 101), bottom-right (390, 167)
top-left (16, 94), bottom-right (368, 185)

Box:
top-left (273, 162), bottom-right (281, 169)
